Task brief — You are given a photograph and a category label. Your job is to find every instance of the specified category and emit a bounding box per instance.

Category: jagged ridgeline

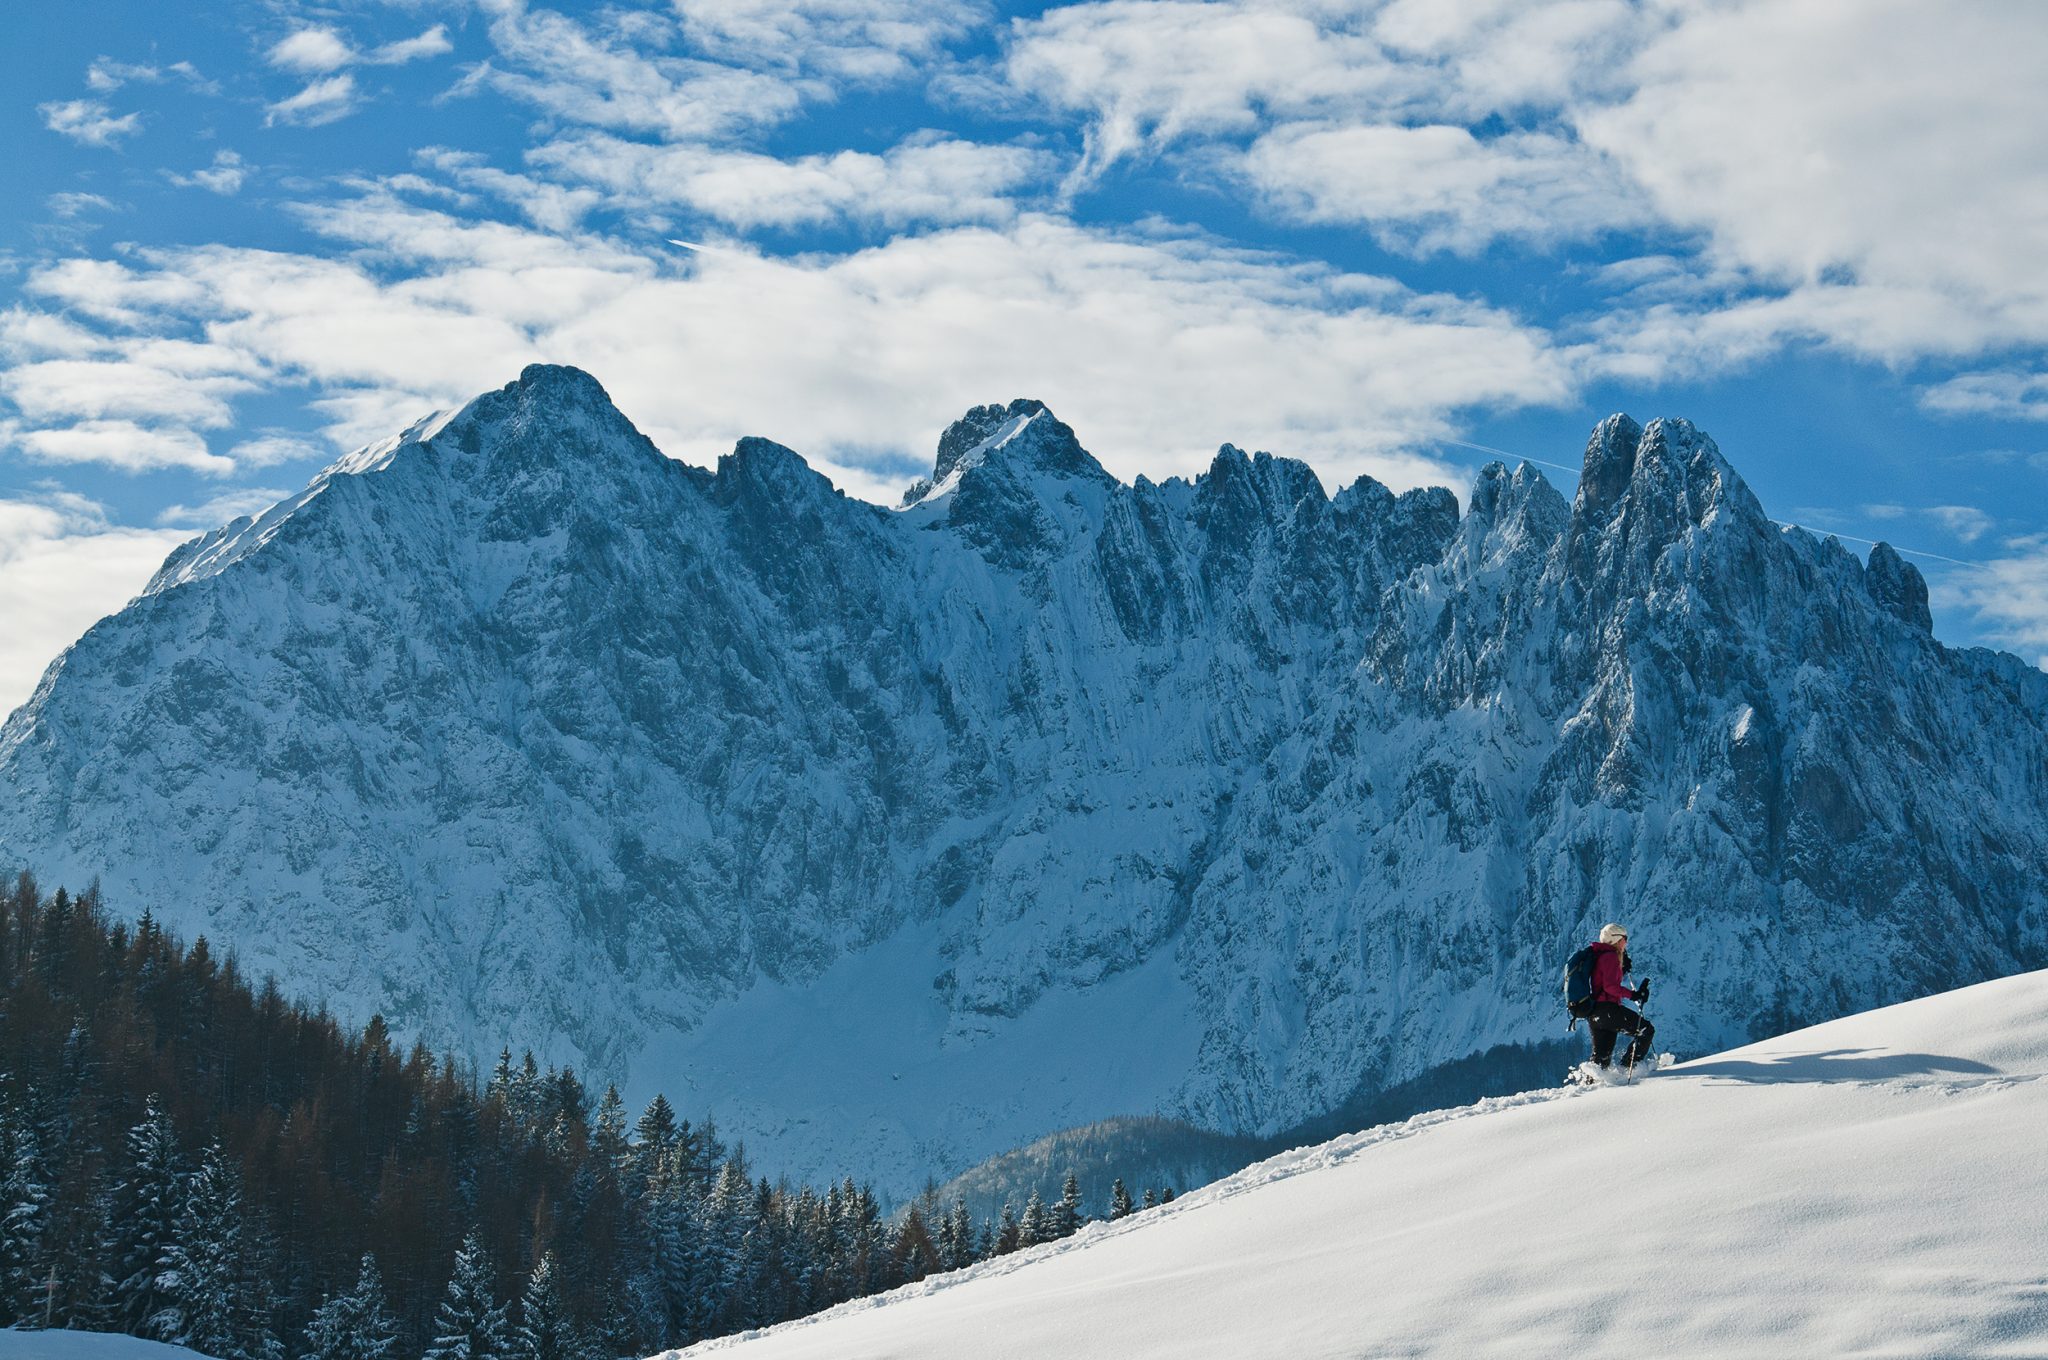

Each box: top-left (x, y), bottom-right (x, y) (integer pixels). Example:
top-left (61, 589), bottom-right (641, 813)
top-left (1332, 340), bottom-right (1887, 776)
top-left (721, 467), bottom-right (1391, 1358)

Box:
top-left (2, 365), bottom-right (2045, 1196)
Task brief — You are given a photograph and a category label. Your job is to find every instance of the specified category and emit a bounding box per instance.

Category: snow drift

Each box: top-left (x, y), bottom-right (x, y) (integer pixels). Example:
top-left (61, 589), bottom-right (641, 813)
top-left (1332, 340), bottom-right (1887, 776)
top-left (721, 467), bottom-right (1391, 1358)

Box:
top-left (673, 969), bottom-right (2048, 1358)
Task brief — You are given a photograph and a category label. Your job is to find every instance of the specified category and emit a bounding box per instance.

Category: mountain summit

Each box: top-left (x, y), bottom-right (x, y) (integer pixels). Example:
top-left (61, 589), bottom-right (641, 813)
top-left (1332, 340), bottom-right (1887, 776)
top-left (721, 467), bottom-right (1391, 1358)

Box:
top-left (2, 367), bottom-right (2043, 1193)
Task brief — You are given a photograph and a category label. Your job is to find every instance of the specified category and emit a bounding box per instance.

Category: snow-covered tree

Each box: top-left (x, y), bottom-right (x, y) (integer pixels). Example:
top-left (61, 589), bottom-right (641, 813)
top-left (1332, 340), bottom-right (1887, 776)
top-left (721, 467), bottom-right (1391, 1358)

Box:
top-left (512, 1251), bottom-right (584, 1360)
top-left (0, 1100), bottom-right (52, 1325)
top-left (425, 1231), bottom-right (510, 1360)
top-left (1109, 1178), bottom-right (1134, 1221)
top-left (1055, 1170), bottom-right (1083, 1239)
top-left (111, 1095), bottom-right (183, 1333)
top-left (152, 1141), bottom-right (272, 1360)
top-left (301, 1254), bottom-right (398, 1360)
top-left (1018, 1190), bottom-right (1049, 1248)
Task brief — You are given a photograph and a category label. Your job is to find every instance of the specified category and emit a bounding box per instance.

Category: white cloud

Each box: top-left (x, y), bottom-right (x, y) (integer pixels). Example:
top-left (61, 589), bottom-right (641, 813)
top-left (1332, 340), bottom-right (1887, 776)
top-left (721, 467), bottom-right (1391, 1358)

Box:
top-left (1931, 534), bottom-right (2048, 671)
top-left (167, 150), bottom-right (249, 196)
top-left (1576, 0), bottom-right (2048, 362)
top-left (46, 193), bottom-right (117, 220)
top-left (84, 57), bottom-right (213, 94)
top-left (368, 26), bottom-right (454, 66)
top-left (2, 420), bottom-right (229, 475)
top-left (528, 131), bottom-right (1052, 230)
top-left (156, 488), bottom-right (295, 528)
top-left (269, 22), bottom-right (451, 73)
top-left (1920, 371), bottom-right (2048, 423)
top-left (267, 74), bottom-right (359, 127)
top-left (674, 0), bottom-right (986, 82)
top-left (416, 150), bottom-right (605, 234)
top-left (996, 2), bottom-right (1415, 187)
top-left (1928, 506), bottom-right (1993, 545)
top-left (6, 197), bottom-right (1576, 500)
top-left (226, 434), bottom-right (330, 468)
top-left (1238, 123), bottom-right (1643, 255)
top-left (269, 27), bottom-right (357, 74)
top-left (0, 492), bottom-right (192, 719)
top-left (464, 7), bottom-right (802, 142)
top-left (0, 356), bottom-right (253, 429)
top-left (40, 99), bottom-right (142, 147)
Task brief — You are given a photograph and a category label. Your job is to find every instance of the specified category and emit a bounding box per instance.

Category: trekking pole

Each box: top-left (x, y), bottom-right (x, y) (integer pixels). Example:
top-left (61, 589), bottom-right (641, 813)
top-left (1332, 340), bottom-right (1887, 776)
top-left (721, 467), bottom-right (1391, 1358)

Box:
top-left (1626, 986), bottom-right (1652, 1079)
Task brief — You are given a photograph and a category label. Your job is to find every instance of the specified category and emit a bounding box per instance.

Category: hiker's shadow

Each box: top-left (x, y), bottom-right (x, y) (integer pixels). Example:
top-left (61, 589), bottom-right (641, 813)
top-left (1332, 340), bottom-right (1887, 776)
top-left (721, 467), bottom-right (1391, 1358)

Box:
top-left (1677, 1047), bottom-right (2000, 1084)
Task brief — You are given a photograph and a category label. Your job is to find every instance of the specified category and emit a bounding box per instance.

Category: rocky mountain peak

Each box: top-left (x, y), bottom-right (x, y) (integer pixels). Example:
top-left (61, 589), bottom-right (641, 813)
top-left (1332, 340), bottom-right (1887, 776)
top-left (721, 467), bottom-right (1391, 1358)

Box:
top-left (1865, 541), bottom-right (1933, 632)
top-left (1576, 412), bottom-right (1643, 518)
top-left (922, 398), bottom-right (1106, 491)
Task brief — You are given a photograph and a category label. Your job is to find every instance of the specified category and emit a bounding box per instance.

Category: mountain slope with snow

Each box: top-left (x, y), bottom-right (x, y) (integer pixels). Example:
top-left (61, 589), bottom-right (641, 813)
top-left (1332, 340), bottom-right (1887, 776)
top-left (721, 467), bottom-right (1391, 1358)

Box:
top-left (2, 366), bottom-right (2045, 1194)
top-left (675, 970), bottom-right (2048, 1359)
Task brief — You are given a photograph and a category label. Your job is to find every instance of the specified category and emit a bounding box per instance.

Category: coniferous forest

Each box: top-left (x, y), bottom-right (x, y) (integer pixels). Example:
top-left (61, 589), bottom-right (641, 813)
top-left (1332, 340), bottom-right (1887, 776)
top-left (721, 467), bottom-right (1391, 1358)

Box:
top-left (0, 876), bottom-right (1171, 1358)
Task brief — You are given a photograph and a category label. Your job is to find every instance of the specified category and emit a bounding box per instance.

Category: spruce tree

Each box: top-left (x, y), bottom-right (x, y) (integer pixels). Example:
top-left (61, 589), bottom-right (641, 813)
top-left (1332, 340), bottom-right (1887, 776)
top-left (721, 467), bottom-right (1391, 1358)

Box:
top-left (301, 1254), bottom-right (399, 1360)
top-left (1109, 1178), bottom-right (1134, 1220)
top-left (425, 1231), bottom-right (509, 1360)
top-left (995, 1203), bottom-right (1020, 1256)
top-left (1017, 1190), bottom-right (1048, 1248)
top-left (153, 1141), bottom-right (268, 1360)
top-left (111, 1095), bottom-right (183, 1333)
top-left (512, 1251), bottom-right (583, 1360)
top-left (947, 1200), bottom-right (975, 1271)
top-left (1055, 1170), bottom-right (1083, 1239)
top-left (0, 1102), bottom-right (51, 1325)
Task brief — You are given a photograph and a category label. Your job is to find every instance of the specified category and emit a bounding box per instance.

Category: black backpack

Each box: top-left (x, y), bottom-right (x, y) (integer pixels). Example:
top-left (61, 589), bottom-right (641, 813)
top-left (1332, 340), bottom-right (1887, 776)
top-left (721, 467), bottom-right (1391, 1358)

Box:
top-left (1561, 945), bottom-right (1599, 1025)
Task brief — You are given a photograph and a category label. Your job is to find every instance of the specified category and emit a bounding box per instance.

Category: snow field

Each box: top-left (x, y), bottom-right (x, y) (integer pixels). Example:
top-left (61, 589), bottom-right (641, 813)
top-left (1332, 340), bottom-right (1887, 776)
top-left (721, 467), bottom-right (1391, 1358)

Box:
top-left (673, 970), bottom-right (2048, 1358)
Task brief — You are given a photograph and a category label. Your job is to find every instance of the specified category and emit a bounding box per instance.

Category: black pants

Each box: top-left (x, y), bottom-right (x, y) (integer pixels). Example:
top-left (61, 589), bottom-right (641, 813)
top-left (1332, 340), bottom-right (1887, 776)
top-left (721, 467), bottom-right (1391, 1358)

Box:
top-left (1573, 1001), bottom-right (1654, 1067)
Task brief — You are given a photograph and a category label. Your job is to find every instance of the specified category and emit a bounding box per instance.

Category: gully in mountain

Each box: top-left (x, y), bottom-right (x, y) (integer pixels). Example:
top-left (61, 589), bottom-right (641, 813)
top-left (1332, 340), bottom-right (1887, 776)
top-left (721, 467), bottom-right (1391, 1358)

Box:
top-left (1565, 923), bottom-right (1654, 1071)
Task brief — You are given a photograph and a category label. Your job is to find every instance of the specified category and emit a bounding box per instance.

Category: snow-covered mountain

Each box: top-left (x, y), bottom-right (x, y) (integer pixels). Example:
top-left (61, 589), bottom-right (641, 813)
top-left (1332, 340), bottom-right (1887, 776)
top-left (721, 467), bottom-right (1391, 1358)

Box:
top-left (672, 970), bottom-right (2048, 1359)
top-left (2, 365), bottom-right (2044, 1194)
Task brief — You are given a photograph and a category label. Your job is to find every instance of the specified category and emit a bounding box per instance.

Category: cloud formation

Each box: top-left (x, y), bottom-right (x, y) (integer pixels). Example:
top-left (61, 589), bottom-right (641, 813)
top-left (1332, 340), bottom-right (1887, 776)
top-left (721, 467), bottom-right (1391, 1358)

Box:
top-left (4, 193), bottom-right (1572, 497)
top-left (40, 99), bottom-right (142, 147)
top-left (0, 491), bottom-right (191, 718)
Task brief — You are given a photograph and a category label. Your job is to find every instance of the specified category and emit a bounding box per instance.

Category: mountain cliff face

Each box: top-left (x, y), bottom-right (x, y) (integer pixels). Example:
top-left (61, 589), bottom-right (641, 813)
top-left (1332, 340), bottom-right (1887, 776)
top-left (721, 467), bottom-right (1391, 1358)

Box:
top-left (3, 367), bottom-right (2044, 1191)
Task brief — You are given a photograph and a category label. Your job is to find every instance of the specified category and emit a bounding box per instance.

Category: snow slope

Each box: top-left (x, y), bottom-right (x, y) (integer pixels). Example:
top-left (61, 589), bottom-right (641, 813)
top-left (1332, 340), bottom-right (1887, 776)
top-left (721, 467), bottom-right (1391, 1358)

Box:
top-left (0, 1332), bottom-right (208, 1360)
top-left (675, 971), bottom-right (2048, 1358)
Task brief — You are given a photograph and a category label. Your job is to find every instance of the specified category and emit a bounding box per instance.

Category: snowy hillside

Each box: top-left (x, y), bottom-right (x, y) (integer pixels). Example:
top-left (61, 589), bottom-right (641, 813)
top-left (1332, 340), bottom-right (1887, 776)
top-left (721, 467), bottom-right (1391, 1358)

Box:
top-left (2, 365), bottom-right (2045, 1196)
top-left (673, 970), bottom-right (2048, 1359)
top-left (0, 1331), bottom-right (208, 1360)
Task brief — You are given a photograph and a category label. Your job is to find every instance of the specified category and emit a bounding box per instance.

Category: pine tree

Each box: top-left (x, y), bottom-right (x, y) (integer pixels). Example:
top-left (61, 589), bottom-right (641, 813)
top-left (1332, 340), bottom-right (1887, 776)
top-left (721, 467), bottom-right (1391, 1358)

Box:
top-left (301, 1254), bottom-right (399, 1360)
top-left (512, 1251), bottom-right (584, 1360)
top-left (1109, 1178), bottom-right (1134, 1220)
top-left (1142, 1187), bottom-right (1158, 1210)
top-left (425, 1231), bottom-right (509, 1360)
top-left (1055, 1170), bottom-right (1083, 1239)
top-left (111, 1095), bottom-right (183, 1333)
top-left (995, 1203), bottom-right (1020, 1256)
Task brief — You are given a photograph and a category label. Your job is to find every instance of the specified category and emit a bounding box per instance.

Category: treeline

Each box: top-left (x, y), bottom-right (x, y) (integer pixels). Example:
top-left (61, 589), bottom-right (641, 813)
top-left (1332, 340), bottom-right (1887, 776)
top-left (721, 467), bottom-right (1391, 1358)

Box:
top-left (0, 875), bottom-right (1169, 1358)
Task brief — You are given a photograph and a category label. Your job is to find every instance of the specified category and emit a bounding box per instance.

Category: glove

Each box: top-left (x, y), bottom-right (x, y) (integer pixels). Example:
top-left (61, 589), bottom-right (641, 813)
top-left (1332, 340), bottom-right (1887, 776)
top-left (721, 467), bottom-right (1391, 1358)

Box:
top-left (1636, 976), bottom-right (1652, 1003)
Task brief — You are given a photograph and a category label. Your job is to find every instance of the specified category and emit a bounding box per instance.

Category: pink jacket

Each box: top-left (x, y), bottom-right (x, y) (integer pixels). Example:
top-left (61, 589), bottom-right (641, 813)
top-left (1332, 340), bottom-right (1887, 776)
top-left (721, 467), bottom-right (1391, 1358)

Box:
top-left (1589, 942), bottom-right (1640, 1004)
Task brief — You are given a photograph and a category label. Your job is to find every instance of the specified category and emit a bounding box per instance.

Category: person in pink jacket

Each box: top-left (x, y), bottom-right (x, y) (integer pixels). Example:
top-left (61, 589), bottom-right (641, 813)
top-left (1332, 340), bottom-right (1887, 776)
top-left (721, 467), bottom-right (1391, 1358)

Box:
top-left (1569, 922), bottom-right (1655, 1068)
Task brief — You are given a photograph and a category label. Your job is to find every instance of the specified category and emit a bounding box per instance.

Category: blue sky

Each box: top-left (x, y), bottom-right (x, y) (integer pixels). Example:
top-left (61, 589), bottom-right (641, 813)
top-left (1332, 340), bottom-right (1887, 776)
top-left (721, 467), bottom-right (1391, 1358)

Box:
top-left (4, 0), bottom-right (2046, 714)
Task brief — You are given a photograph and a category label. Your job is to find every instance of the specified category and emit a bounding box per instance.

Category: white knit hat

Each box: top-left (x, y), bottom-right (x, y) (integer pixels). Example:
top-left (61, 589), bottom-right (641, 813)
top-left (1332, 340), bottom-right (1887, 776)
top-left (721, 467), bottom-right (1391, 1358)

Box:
top-left (1599, 922), bottom-right (1629, 945)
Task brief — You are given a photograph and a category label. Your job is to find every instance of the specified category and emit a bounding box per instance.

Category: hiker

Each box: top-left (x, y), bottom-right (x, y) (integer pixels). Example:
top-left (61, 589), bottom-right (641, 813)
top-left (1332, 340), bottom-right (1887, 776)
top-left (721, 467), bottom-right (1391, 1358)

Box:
top-left (1568, 923), bottom-right (1654, 1068)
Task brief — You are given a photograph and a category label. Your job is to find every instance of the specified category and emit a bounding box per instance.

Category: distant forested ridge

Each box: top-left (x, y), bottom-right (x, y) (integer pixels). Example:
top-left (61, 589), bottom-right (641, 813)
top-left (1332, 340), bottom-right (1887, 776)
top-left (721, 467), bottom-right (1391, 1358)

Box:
top-left (0, 876), bottom-right (1155, 1358)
